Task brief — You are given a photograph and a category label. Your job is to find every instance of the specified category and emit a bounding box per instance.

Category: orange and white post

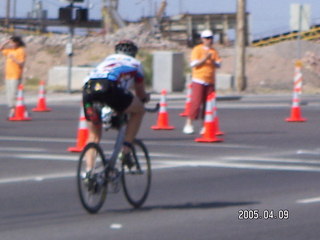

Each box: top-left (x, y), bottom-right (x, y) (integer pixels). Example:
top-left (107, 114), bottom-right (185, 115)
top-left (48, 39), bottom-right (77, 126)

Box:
top-left (32, 80), bottom-right (52, 112)
top-left (151, 89), bottom-right (175, 130)
top-left (285, 60), bottom-right (306, 122)
top-left (67, 105), bottom-right (89, 152)
top-left (195, 92), bottom-right (223, 143)
top-left (211, 92), bottom-right (224, 136)
top-left (179, 83), bottom-right (192, 117)
top-left (8, 84), bottom-right (32, 121)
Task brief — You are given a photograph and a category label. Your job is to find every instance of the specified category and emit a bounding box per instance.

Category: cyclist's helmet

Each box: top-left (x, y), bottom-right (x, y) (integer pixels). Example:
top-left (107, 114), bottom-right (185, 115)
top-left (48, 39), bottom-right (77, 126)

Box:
top-left (115, 40), bottom-right (138, 57)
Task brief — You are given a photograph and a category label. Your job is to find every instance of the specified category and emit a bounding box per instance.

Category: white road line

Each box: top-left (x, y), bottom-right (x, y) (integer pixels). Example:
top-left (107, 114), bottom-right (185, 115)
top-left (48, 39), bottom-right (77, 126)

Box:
top-left (296, 197), bottom-right (320, 204)
top-left (2, 158), bottom-right (320, 185)
top-left (0, 147), bottom-right (46, 152)
top-left (110, 223), bottom-right (123, 230)
top-left (6, 152), bottom-right (192, 161)
top-left (296, 149), bottom-right (320, 156)
top-left (224, 156), bottom-right (320, 165)
top-left (0, 172), bottom-right (75, 184)
top-left (14, 154), bottom-right (79, 161)
top-left (0, 136), bottom-right (266, 150)
top-left (158, 160), bottom-right (320, 172)
top-left (145, 141), bottom-right (267, 149)
top-left (0, 136), bottom-right (74, 143)
top-left (3, 151), bottom-right (320, 172)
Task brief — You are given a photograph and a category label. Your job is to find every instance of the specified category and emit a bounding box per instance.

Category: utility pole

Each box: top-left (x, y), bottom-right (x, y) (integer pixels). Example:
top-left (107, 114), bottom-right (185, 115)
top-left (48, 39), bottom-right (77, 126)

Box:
top-left (5, 0), bottom-right (11, 27)
top-left (67, 1), bottom-right (75, 93)
top-left (235, 0), bottom-right (247, 92)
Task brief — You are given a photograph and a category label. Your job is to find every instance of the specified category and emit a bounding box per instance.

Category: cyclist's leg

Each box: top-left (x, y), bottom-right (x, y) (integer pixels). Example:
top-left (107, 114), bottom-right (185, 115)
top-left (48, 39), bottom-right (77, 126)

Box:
top-left (87, 121), bottom-right (102, 144)
top-left (85, 121), bottom-right (102, 170)
top-left (101, 84), bottom-right (144, 153)
top-left (82, 83), bottom-right (103, 170)
top-left (123, 96), bottom-right (145, 153)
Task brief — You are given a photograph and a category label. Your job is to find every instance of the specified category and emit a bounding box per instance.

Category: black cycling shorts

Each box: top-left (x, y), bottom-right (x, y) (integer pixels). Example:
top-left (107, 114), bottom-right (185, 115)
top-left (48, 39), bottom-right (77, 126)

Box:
top-left (82, 79), bottom-right (134, 122)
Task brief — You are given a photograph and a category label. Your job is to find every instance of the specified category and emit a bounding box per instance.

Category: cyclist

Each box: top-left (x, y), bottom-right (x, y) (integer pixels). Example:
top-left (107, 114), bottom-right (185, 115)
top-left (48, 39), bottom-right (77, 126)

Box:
top-left (82, 40), bottom-right (150, 170)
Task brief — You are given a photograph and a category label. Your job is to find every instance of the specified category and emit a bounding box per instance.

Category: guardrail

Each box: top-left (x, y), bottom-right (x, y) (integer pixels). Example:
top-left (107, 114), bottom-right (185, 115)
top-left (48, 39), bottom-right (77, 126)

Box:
top-left (252, 24), bottom-right (320, 47)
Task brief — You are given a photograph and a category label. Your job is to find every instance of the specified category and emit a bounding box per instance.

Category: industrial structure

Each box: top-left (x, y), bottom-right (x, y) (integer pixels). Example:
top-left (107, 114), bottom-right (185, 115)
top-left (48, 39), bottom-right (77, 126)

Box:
top-left (0, 0), bottom-right (249, 47)
top-left (159, 12), bottom-right (247, 46)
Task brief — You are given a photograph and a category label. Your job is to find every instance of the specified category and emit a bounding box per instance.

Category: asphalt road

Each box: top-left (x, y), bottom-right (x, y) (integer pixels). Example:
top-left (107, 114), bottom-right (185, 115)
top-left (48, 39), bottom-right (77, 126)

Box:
top-left (1, 94), bottom-right (320, 240)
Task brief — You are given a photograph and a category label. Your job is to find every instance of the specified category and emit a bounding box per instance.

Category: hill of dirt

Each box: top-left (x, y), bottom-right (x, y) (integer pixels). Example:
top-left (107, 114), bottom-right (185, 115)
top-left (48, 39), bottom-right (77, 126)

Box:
top-left (0, 23), bottom-right (320, 94)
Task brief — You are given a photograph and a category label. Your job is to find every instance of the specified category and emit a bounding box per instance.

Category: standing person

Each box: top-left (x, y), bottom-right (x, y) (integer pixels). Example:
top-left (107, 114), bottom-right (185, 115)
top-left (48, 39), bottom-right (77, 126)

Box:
top-left (183, 30), bottom-right (222, 134)
top-left (82, 40), bottom-right (150, 172)
top-left (0, 36), bottom-right (26, 118)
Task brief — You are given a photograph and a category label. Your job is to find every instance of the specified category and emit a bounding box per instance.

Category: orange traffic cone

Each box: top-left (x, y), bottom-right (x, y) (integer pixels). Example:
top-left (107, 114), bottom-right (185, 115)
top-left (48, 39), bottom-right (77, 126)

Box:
top-left (179, 83), bottom-right (192, 117)
top-left (211, 92), bottom-right (224, 136)
top-left (32, 80), bottom-right (51, 112)
top-left (67, 105), bottom-right (88, 152)
top-left (151, 89), bottom-right (175, 130)
top-left (285, 60), bottom-right (306, 122)
top-left (8, 84), bottom-right (32, 121)
top-left (195, 93), bottom-right (223, 143)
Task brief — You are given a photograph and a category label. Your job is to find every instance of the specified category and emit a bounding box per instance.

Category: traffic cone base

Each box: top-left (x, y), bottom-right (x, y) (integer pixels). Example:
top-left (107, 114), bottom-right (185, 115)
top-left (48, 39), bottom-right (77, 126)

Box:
top-left (32, 99), bottom-right (52, 112)
top-left (151, 90), bottom-right (175, 130)
top-left (214, 117), bottom-right (224, 136)
top-left (195, 123), bottom-right (223, 142)
top-left (9, 114), bottom-right (32, 121)
top-left (67, 129), bottom-right (88, 152)
top-left (151, 125), bottom-right (175, 130)
top-left (285, 107), bottom-right (307, 122)
top-left (33, 108), bottom-right (51, 112)
top-left (195, 92), bottom-right (224, 143)
top-left (8, 84), bottom-right (32, 121)
top-left (195, 137), bottom-right (223, 143)
top-left (216, 131), bottom-right (225, 136)
top-left (179, 83), bottom-right (192, 117)
top-left (151, 112), bottom-right (175, 130)
top-left (179, 102), bottom-right (190, 117)
top-left (68, 106), bottom-right (88, 152)
top-left (179, 112), bottom-right (188, 117)
top-left (32, 81), bottom-right (51, 112)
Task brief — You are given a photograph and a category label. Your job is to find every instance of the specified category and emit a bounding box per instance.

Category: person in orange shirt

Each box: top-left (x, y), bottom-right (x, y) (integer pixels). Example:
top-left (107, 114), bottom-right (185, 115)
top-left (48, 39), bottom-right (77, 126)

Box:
top-left (0, 36), bottom-right (26, 118)
top-left (183, 30), bottom-right (221, 134)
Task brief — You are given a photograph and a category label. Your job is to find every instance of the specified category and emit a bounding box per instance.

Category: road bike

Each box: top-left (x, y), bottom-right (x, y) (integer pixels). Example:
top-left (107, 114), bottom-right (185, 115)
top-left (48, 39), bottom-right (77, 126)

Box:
top-left (77, 102), bottom-right (159, 214)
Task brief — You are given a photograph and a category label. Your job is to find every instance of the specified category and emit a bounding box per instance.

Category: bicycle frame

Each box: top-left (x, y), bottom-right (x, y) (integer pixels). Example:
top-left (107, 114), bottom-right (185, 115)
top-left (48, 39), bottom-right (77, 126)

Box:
top-left (101, 102), bottom-right (159, 172)
top-left (77, 102), bottom-right (158, 213)
top-left (108, 124), bottom-right (126, 170)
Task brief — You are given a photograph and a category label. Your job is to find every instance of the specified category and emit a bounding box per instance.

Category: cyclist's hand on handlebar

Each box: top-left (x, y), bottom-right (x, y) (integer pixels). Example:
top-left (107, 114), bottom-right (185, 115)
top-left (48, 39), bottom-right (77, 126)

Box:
top-left (141, 93), bottom-right (151, 103)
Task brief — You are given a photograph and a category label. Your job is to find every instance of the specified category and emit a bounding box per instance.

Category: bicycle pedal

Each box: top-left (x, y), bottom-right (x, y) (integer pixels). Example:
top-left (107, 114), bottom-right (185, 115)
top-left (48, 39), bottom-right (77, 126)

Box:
top-left (110, 181), bottom-right (121, 193)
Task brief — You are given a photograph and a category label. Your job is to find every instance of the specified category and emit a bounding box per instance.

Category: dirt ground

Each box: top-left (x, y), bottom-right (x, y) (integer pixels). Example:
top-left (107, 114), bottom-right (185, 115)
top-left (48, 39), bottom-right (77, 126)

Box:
top-left (0, 32), bottom-right (320, 94)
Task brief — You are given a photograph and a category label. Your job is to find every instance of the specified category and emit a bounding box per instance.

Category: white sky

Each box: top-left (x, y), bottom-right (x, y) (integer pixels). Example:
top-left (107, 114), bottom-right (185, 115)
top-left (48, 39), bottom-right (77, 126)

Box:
top-left (1, 0), bottom-right (320, 38)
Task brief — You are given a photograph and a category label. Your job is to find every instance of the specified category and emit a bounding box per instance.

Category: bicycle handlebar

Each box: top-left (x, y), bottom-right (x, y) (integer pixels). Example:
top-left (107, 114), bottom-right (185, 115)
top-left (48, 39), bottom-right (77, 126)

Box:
top-left (145, 103), bottom-right (160, 113)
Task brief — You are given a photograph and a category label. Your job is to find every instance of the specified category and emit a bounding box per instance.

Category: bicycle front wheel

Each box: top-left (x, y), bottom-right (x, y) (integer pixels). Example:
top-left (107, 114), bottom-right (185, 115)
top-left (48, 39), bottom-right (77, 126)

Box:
top-left (122, 139), bottom-right (151, 208)
top-left (77, 142), bottom-right (108, 214)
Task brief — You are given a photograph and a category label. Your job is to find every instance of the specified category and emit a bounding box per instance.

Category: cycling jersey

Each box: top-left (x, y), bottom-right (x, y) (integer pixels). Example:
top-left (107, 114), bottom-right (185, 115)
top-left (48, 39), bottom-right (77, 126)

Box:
top-left (83, 53), bottom-right (144, 122)
top-left (85, 53), bottom-right (144, 89)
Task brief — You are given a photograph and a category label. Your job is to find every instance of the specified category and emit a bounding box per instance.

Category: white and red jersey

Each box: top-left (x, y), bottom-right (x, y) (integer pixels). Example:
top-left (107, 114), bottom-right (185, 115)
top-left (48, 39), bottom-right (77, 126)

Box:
top-left (85, 53), bottom-right (144, 90)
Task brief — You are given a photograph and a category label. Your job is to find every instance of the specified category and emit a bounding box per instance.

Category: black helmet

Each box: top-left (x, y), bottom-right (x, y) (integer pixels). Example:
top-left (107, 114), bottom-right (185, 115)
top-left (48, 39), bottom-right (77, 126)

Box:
top-left (115, 40), bottom-right (138, 57)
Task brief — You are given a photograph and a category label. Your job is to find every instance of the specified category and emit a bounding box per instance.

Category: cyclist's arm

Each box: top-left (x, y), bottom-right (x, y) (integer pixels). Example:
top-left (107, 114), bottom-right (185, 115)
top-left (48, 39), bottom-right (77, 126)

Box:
top-left (134, 81), bottom-right (149, 103)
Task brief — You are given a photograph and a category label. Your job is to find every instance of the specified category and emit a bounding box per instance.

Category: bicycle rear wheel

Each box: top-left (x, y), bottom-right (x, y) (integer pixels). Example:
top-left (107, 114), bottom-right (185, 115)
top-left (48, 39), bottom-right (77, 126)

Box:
top-left (77, 142), bottom-right (108, 214)
top-left (122, 139), bottom-right (151, 208)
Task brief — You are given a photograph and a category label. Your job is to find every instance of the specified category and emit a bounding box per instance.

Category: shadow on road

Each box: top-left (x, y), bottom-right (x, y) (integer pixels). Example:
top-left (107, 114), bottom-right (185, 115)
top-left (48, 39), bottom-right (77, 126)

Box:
top-left (109, 200), bottom-right (259, 213)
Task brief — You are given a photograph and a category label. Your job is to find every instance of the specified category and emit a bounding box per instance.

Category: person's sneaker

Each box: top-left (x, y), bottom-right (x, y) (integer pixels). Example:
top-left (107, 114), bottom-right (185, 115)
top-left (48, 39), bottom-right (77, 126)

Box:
top-left (183, 124), bottom-right (194, 134)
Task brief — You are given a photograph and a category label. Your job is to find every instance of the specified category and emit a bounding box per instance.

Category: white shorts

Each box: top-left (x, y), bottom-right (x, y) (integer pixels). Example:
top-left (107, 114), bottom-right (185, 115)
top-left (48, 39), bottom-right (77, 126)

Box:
top-left (5, 79), bottom-right (21, 108)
